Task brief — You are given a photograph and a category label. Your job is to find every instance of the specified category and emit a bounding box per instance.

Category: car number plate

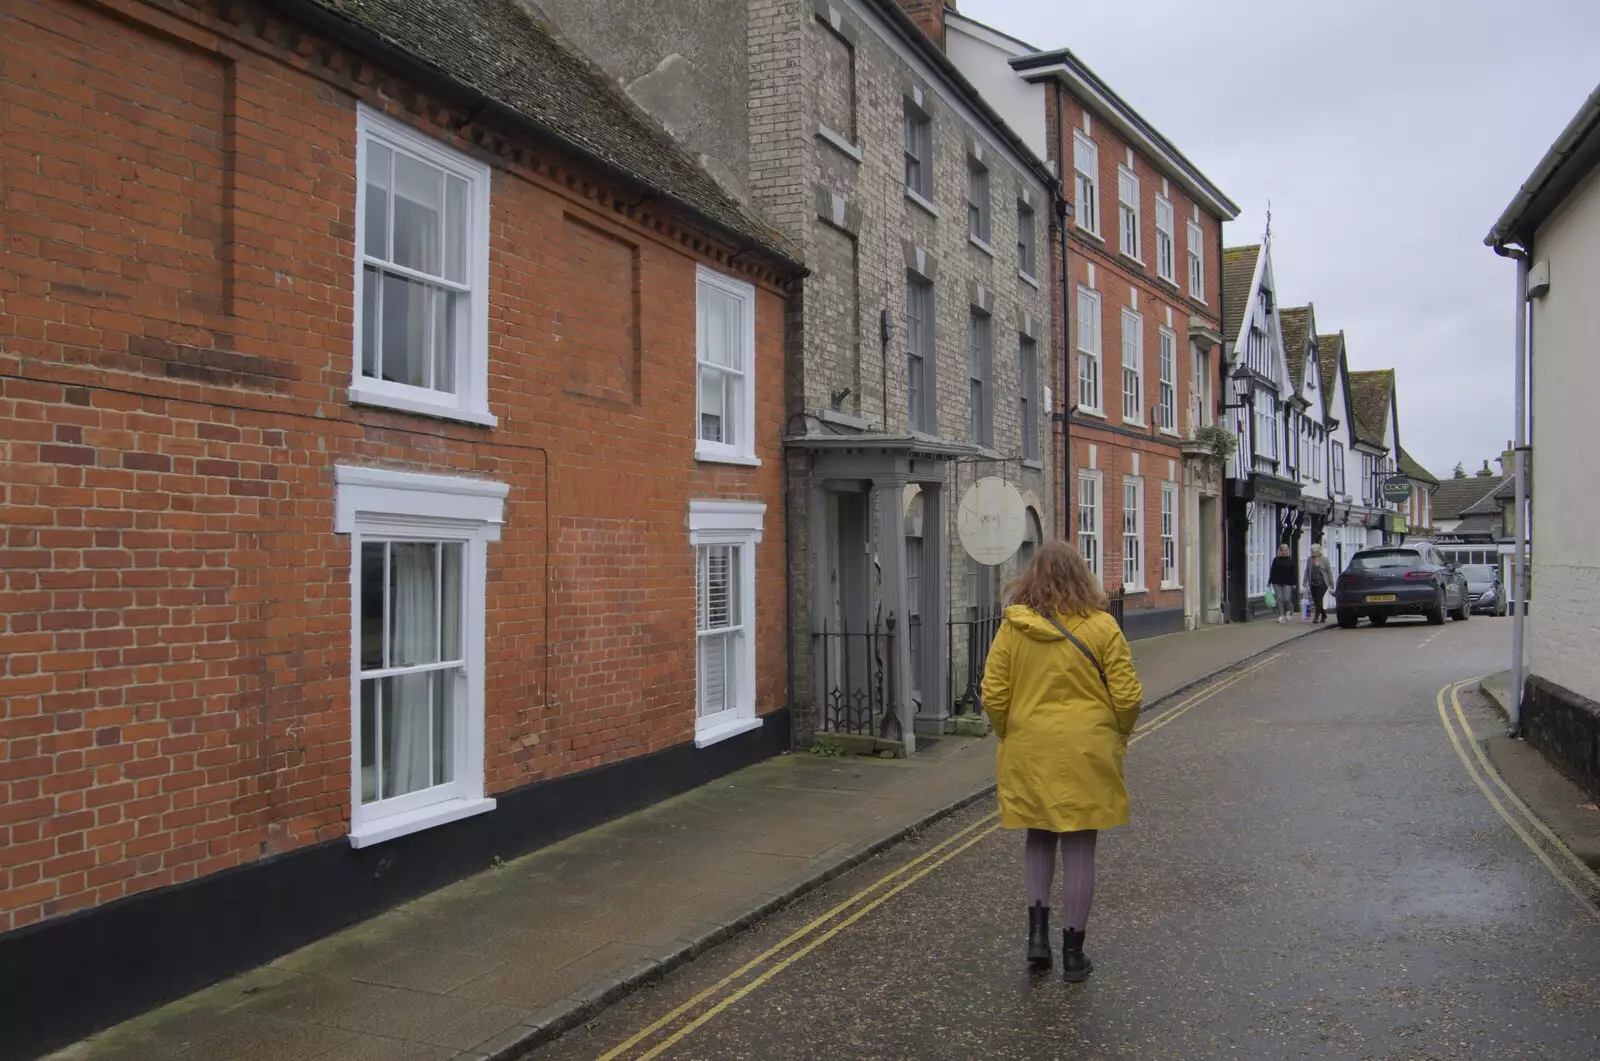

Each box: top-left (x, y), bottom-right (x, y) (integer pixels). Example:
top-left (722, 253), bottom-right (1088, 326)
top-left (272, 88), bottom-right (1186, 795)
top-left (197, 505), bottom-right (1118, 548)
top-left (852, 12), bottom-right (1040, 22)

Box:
top-left (1365, 594), bottom-right (1397, 603)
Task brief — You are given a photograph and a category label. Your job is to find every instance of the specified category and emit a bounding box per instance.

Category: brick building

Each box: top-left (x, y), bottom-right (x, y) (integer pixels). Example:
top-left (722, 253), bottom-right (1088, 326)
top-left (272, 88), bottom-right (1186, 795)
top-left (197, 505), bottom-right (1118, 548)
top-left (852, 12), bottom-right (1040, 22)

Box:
top-left (536, 0), bottom-right (1059, 746)
top-left (0, 0), bottom-right (803, 1051)
top-left (945, 18), bottom-right (1239, 637)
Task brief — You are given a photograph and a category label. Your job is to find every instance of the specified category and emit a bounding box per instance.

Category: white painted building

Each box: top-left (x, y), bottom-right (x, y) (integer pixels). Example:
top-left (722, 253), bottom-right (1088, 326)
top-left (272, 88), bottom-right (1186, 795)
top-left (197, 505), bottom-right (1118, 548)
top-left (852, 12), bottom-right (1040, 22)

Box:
top-left (1486, 84), bottom-right (1600, 747)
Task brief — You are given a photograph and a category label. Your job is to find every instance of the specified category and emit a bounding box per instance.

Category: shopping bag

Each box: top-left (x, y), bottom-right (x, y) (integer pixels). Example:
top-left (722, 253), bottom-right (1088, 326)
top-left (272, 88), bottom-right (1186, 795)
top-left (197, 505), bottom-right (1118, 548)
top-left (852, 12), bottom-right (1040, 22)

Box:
top-left (1263, 585), bottom-right (1276, 610)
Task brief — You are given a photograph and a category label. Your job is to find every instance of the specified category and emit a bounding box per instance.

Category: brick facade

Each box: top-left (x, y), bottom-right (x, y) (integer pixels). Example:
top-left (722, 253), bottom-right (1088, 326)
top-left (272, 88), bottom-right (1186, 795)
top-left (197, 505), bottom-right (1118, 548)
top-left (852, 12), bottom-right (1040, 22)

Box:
top-left (0, 0), bottom-right (793, 936)
top-left (1047, 87), bottom-right (1228, 629)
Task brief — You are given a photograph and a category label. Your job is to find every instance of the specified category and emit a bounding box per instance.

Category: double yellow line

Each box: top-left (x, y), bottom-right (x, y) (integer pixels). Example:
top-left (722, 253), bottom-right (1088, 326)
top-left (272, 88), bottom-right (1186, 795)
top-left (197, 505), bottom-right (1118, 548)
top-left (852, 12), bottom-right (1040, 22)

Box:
top-left (1436, 679), bottom-right (1600, 920)
top-left (593, 652), bottom-right (1284, 1060)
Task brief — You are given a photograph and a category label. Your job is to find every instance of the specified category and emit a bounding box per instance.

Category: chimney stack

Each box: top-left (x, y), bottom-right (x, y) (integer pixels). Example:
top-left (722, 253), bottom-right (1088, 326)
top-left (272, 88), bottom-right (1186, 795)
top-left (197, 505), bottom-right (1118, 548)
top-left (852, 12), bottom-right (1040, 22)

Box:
top-left (1496, 441), bottom-right (1515, 477)
top-left (1476, 460), bottom-right (1494, 478)
top-left (892, 0), bottom-right (946, 49)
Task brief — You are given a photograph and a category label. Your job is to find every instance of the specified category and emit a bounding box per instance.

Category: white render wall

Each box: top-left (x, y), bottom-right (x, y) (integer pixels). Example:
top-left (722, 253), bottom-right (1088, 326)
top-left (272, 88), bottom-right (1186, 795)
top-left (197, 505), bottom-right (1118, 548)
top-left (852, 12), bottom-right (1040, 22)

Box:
top-left (1529, 164), bottom-right (1600, 704)
top-left (944, 17), bottom-right (1049, 160)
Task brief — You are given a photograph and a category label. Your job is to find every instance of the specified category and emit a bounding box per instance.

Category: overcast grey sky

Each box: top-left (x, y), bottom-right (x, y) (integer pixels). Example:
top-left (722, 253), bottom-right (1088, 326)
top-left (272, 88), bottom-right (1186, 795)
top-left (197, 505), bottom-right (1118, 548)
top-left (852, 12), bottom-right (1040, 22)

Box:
top-left (967, 0), bottom-right (1600, 480)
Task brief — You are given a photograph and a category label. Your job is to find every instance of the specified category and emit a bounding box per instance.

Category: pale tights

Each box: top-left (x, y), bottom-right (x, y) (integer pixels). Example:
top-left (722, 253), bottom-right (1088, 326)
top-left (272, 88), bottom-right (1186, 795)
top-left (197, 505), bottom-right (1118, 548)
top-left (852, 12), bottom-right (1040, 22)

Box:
top-left (1024, 828), bottom-right (1098, 931)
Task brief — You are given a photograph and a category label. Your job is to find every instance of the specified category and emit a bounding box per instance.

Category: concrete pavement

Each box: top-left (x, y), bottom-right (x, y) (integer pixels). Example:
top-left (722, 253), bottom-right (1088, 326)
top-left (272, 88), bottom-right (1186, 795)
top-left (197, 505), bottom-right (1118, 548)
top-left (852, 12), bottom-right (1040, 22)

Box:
top-left (529, 615), bottom-right (1600, 1060)
top-left (46, 618), bottom-right (1324, 1061)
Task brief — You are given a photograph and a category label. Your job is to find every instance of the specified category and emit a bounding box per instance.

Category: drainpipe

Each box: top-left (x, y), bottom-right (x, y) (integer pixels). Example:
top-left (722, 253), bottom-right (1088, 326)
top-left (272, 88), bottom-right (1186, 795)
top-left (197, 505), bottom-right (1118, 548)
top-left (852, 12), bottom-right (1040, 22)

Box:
top-left (1492, 243), bottom-right (1528, 737)
top-left (1055, 80), bottom-right (1073, 541)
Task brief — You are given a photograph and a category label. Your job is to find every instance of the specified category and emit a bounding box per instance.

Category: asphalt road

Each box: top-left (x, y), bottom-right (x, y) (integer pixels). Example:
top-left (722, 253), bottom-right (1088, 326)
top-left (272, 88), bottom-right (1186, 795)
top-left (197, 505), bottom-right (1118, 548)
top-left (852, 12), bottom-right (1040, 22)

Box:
top-left (529, 616), bottom-right (1600, 1061)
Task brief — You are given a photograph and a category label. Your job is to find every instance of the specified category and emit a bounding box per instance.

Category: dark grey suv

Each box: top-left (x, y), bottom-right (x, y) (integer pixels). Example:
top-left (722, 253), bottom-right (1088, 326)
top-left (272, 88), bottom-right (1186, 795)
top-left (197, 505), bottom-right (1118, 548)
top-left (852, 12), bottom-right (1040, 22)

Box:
top-left (1334, 544), bottom-right (1471, 628)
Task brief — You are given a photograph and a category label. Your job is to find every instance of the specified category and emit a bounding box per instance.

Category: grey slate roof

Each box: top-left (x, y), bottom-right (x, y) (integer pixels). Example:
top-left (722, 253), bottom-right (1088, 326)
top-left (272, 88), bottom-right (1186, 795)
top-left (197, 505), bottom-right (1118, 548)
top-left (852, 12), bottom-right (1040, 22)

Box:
top-left (1280, 305), bottom-right (1311, 393)
top-left (1431, 476), bottom-right (1501, 521)
top-left (1347, 370), bottom-right (1394, 449)
top-left (1397, 447), bottom-right (1439, 486)
top-left (1221, 245), bottom-right (1260, 347)
top-left (1463, 479), bottom-right (1512, 516)
top-left (1315, 332), bottom-right (1343, 420)
top-left (291, 0), bottom-right (801, 269)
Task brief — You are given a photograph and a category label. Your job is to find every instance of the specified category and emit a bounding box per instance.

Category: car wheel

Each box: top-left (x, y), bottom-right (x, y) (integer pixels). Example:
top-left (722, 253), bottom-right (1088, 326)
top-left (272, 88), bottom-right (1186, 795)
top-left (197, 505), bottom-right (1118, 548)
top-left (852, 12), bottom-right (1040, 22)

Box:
top-left (1451, 594), bottom-right (1469, 622)
top-left (1337, 609), bottom-right (1358, 629)
top-left (1369, 614), bottom-right (1388, 626)
top-left (1426, 592), bottom-right (1446, 626)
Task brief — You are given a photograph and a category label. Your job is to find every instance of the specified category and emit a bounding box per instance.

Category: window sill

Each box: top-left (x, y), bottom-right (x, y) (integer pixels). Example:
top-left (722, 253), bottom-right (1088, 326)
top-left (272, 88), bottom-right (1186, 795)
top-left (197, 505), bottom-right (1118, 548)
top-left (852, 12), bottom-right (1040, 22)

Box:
top-left (1158, 427), bottom-right (1182, 439)
top-left (695, 715), bottom-right (764, 749)
top-left (349, 796), bottom-right (496, 849)
top-left (1022, 458), bottom-right (1045, 471)
top-left (1157, 273), bottom-right (1180, 291)
top-left (1117, 252), bottom-right (1146, 272)
top-left (1075, 225), bottom-right (1103, 244)
top-left (1075, 407), bottom-right (1107, 421)
top-left (1121, 587), bottom-right (1148, 597)
top-left (1019, 270), bottom-right (1040, 290)
top-left (350, 382), bottom-right (497, 428)
top-left (816, 124), bottom-right (862, 162)
top-left (696, 444), bottom-right (762, 467)
top-left (1122, 418), bottom-right (1148, 430)
top-left (1161, 581), bottom-right (1183, 592)
top-left (969, 235), bottom-right (995, 258)
top-left (905, 188), bottom-right (940, 218)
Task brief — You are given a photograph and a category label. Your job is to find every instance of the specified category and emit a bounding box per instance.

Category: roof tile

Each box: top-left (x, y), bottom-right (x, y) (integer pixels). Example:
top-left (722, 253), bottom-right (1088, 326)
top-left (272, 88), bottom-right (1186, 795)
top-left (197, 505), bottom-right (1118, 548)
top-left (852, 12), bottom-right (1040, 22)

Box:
top-left (1347, 369), bottom-right (1394, 449)
top-left (1221, 244), bottom-right (1259, 346)
top-left (304, 0), bottom-right (801, 267)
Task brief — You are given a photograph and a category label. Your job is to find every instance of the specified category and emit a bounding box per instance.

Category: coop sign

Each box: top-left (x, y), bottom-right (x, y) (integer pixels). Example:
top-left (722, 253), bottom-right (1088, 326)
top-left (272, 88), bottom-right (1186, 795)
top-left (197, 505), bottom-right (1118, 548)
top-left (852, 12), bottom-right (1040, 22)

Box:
top-left (957, 477), bottom-right (1026, 566)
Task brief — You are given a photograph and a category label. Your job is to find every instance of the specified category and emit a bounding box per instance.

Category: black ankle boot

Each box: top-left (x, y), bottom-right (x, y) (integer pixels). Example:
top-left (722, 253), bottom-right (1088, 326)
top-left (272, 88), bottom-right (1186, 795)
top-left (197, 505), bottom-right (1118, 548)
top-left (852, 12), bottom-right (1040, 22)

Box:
top-left (1027, 906), bottom-right (1052, 970)
top-left (1062, 928), bottom-right (1094, 982)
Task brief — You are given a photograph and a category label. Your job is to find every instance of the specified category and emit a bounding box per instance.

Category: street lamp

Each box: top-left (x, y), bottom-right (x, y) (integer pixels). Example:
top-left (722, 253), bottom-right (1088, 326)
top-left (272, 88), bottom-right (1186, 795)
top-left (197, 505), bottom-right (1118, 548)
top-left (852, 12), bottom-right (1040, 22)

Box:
top-left (1218, 363), bottom-right (1255, 413)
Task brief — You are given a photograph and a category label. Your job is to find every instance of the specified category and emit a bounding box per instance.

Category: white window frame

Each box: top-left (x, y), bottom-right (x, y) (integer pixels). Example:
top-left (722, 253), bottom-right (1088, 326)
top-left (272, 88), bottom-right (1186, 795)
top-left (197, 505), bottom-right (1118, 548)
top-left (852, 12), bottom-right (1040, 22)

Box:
top-left (689, 501), bottom-right (766, 747)
top-left (1160, 482), bottom-right (1180, 589)
top-left (1155, 196), bottom-right (1175, 283)
top-left (695, 265), bottom-right (760, 467)
top-left (1187, 219), bottom-right (1205, 301)
top-left (352, 106), bottom-right (495, 427)
top-left (1076, 286), bottom-right (1102, 415)
top-left (1077, 470), bottom-right (1102, 580)
top-left (1073, 132), bottom-right (1099, 237)
top-left (1121, 307), bottom-right (1144, 426)
top-left (335, 465), bottom-right (507, 848)
top-left (1117, 165), bottom-right (1141, 261)
top-left (1157, 327), bottom-right (1177, 434)
top-left (1122, 475), bottom-right (1145, 591)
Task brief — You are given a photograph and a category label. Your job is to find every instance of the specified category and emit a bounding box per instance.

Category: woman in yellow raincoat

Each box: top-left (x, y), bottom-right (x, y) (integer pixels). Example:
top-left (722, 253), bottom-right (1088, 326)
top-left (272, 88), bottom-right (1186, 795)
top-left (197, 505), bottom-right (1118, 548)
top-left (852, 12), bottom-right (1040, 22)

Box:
top-left (981, 539), bottom-right (1143, 981)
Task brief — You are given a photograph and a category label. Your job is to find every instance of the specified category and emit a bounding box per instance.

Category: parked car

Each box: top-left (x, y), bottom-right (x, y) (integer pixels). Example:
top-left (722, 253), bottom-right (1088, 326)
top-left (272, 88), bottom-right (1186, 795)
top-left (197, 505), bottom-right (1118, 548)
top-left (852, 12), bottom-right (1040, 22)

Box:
top-left (1461, 563), bottom-right (1508, 616)
top-left (1335, 544), bottom-right (1471, 628)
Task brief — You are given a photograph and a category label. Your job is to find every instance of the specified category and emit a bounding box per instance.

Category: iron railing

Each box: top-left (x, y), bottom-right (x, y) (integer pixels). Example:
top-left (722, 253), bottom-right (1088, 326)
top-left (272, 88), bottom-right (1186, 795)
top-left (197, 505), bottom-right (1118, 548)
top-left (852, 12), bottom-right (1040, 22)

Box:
top-left (947, 588), bottom-right (1127, 717)
top-left (813, 618), bottom-right (900, 741)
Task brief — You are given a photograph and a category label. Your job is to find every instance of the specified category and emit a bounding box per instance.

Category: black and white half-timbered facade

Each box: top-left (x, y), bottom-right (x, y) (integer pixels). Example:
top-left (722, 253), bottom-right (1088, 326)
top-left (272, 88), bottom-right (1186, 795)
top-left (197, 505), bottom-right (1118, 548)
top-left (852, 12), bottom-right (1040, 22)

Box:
top-left (1220, 241), bottom-right (1303, 619)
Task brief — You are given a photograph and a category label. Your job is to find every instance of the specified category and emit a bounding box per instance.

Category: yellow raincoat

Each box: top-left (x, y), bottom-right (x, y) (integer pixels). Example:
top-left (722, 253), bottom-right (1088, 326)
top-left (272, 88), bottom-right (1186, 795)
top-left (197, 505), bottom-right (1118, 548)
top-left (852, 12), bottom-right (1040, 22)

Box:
top-left (980, 605), bottom-right (1144, 832)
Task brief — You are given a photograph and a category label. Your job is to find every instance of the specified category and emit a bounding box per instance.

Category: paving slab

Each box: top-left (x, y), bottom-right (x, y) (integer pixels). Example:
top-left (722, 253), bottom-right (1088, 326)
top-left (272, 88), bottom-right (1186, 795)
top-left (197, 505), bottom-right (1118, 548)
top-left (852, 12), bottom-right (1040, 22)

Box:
top-left (48, 619), bottom-right (1325, 1061)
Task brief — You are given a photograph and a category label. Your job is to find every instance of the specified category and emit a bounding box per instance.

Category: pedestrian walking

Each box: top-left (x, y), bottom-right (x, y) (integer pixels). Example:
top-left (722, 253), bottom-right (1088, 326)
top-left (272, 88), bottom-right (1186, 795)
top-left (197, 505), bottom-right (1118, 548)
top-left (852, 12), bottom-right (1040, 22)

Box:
top-left (1269, 545), bottom-right (1298, 623)
top-left (1303, 543), bottom-right (1335, 624)
top-left (981, 540), bottom-right (1143, 982)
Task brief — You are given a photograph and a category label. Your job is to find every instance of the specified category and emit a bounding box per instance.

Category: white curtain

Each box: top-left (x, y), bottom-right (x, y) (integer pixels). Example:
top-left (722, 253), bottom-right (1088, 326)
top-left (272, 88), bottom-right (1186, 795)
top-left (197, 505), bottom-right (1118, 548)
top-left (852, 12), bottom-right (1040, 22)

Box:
top-left (387, 543), bottom-right (436, 798)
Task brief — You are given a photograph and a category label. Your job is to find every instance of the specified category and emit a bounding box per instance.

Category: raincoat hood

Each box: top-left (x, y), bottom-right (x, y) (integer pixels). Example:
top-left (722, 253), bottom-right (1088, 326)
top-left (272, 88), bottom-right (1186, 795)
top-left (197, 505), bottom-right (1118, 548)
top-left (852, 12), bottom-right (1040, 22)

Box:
top-left (1002, 604), bottom-right (1093, 642)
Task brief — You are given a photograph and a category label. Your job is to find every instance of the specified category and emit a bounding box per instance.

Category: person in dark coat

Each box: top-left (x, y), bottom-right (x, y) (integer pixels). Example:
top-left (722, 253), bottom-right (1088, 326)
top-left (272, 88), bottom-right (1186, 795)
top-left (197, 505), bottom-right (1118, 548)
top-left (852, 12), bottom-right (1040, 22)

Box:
top-left (1269, 545), bottom-right (1298, 623)
top-left (1303, 543), bottom-right (1336, 624)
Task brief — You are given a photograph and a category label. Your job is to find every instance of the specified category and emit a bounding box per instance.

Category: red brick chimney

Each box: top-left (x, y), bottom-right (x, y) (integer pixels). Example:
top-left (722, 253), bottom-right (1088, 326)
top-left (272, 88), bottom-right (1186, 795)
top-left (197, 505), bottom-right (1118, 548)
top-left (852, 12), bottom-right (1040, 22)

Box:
top-left (893, 0), bottom-right (946, 49)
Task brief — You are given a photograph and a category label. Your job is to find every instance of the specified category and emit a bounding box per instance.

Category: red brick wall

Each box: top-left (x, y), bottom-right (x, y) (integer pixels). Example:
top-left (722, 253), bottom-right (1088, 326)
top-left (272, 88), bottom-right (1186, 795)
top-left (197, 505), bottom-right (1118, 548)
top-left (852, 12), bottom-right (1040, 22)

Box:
top-left (0, 0), bottom-right (791, 933)
top-left (1045, 87), bottom-right (1227, 613)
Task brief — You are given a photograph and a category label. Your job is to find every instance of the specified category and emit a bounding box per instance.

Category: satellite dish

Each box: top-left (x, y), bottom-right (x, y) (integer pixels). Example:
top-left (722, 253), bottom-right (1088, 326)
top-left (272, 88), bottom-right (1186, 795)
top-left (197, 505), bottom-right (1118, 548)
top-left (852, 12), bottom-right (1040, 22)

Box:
top-left (957, 477), bottom-right (1026, 566)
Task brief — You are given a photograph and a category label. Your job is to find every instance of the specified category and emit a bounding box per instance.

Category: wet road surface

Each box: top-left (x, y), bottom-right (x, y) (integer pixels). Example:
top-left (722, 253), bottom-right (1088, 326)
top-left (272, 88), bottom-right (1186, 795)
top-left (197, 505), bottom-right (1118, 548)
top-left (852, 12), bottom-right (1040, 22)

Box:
top-left (529, 617), bottom-right (1600, 1060)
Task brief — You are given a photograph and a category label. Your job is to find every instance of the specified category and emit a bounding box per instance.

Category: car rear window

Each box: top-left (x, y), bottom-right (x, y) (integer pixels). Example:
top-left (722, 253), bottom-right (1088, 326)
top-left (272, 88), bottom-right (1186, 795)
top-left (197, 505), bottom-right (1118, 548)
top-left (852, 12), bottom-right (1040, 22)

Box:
top-left (1461, 564), bottom-right (1497, 580)
top-left (1350, 550), bottom-right (1422, 571)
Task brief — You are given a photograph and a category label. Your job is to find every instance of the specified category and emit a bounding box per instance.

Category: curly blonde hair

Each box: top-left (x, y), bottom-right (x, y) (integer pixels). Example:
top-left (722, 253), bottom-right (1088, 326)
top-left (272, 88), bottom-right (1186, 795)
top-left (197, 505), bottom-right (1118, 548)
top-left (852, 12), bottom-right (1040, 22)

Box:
top-left (1007, 539), bottom-right (1109, 617)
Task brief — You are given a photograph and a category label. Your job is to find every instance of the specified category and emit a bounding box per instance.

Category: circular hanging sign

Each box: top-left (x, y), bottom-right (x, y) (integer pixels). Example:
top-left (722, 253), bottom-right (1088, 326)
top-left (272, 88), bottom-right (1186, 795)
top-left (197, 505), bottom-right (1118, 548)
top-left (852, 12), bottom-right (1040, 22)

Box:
top-left (1380, 475), bottom-right (1412, 504)
top-left (957, 477), bottom-right (1027, 566)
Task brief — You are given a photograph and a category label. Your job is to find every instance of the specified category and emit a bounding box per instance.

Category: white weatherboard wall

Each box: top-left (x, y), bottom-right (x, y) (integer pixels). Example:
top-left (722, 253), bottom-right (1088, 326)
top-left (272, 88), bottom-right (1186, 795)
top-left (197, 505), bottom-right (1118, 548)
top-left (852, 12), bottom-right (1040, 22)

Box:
top-left (1529, 164), bottom-right (1600, 704)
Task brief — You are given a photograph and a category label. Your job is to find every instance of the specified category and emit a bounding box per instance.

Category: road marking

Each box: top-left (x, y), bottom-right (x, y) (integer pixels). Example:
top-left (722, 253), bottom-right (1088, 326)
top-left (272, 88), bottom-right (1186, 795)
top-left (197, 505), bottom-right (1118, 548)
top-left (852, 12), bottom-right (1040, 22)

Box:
top-left (1435, 681), bottom-right (1600, 920)
top-left (1419, 632), bottom-right (1443, 649)
top-left (1448, 682), bottom-right (1600, 892)
top-left (635, 825), bottom-right (1000, 1061)
top-left (589, 654), bottom-right (1288, 1059)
